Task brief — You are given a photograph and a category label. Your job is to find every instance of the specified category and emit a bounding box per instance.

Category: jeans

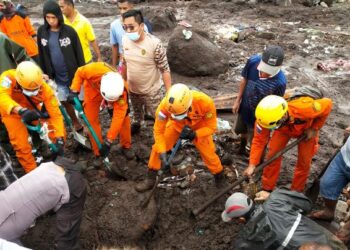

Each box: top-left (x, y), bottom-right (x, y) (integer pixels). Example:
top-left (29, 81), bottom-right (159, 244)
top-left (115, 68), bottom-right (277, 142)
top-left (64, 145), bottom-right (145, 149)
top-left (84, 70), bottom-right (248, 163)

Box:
top-left (320, 152), bottom-right (350, 200)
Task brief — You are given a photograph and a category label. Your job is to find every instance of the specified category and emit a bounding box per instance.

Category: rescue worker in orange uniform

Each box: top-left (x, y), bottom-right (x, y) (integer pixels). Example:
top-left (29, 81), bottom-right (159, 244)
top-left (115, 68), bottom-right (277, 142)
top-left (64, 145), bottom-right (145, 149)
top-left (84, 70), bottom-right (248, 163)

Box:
top-left (0, 61), bottom-right (65, 173)
top-left (244, 95), bottom-right (332, 192)
top-left (68, 62), bottom-right (134, 164)
top-left (135, 83), bottom-right (224, 192)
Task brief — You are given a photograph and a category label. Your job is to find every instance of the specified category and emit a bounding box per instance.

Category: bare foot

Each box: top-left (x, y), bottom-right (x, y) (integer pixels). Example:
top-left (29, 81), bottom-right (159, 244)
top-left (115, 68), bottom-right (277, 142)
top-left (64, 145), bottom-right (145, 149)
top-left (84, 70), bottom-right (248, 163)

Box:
top-left (308, 210), bottom-right (334, 221)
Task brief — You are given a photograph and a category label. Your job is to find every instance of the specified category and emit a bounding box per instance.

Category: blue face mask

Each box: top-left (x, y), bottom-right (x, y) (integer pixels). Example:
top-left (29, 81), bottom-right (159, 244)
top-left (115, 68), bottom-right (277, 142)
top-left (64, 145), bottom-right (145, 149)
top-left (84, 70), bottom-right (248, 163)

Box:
top-left (126, 31), bottom-right (140, 42)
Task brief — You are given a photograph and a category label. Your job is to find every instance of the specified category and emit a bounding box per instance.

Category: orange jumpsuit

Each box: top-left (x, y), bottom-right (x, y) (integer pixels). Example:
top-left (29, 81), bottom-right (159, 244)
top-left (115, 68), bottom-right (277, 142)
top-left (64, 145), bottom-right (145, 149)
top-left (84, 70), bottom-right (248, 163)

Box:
top-left (149, 91), bottom-right (223, 174)
top-left (70, 62), bottom-right (131, 156)
top-left (250, 97), bottom-right (332, 192)
top-left (0, 70), bottom-right (65, 173)
top-left (0, 14), bottom-right (38, 57)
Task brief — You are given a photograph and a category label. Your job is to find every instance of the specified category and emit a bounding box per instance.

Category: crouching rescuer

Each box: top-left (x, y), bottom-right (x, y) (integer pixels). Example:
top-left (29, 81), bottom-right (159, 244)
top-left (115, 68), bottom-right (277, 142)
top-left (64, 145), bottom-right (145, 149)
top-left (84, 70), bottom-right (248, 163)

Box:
top-left (135, 83), bottom-right (224, 192)
top-left (0, 61), bottom-right (65, 173)
top-left (68, 62), bottom-right (133, 163)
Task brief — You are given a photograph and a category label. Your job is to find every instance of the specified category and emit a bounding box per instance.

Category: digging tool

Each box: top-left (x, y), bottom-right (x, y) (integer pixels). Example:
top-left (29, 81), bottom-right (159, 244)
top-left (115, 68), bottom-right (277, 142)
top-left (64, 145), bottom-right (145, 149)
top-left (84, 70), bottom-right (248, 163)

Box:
top-left (72, 97), bottom-right (111, 172)
top-left (46, 80), bottom-right (91, 149)
top-left (141, 139), bottom-right (182, 208)
top-left (25, 122), bottom-right (58, 153)
top-left (191, 134), bottom-right (307, 217)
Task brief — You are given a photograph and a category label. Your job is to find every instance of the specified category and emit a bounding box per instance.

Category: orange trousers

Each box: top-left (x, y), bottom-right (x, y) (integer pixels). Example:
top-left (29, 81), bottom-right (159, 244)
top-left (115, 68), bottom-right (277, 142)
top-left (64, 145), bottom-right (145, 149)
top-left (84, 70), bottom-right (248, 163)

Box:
top-left (262, 130), bottom-right (319, 192)
top-left (83, 101), bottom-right (131, 156)
top-left (148, 123), bottom-right (223, 174)
top-left (2, 115), bottom-right (58, 173)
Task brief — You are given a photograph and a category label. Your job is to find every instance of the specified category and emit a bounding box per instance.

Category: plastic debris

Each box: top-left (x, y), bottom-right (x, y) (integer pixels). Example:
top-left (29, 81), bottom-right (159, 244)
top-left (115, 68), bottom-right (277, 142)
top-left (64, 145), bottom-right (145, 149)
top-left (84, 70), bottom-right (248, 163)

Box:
top-left (182, 29), bottom-right (192, 40)
top-left (216, 118), bottom-right (232, 134)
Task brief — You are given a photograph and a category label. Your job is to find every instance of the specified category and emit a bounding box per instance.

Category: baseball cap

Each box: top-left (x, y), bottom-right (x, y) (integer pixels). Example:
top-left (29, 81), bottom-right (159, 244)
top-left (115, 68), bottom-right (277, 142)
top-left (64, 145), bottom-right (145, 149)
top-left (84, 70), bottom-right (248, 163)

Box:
top-left (257, 45), bottom-right (284, 77)
top-left (221, 192), bottom-right (253, 222)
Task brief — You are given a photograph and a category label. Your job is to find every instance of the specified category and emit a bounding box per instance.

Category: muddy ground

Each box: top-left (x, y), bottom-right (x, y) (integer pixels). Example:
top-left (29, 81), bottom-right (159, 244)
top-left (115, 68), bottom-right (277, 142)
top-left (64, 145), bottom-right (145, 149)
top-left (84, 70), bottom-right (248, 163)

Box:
top-left (18, 0), bottom-right (350, 249)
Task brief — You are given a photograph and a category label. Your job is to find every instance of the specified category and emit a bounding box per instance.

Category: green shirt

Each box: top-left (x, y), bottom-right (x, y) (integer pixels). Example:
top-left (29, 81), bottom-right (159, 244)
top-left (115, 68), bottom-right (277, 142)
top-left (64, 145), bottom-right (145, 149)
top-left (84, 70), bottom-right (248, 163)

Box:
top-left (0, 32), bottom-right (30, 74)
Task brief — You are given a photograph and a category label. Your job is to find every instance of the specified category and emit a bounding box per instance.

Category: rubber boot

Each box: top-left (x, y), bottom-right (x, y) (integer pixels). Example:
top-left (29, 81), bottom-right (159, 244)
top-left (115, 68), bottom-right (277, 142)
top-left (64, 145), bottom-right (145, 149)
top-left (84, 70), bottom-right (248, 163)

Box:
top-left (214, 171), bottom-right (226, 188)
top-left (238, 138), bottom-right (249, 156)
top-left (135, 170), bottom-right (157, 192)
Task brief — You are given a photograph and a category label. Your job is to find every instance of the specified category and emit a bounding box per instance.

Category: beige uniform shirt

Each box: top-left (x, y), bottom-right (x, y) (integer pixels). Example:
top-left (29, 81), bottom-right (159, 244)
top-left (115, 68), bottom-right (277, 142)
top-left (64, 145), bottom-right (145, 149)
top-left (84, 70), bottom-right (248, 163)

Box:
top-left (122, 33), bottom-right (170, 95)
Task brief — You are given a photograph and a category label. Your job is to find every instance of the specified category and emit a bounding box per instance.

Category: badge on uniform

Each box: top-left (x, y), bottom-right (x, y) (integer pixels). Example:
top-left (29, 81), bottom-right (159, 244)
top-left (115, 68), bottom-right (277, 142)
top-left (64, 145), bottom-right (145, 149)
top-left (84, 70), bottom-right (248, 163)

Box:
top-left (1, 77), bottom-right (11, 88)
top-left (141, 49), bottom-right (146, 56)
top-left (118, 99), bottom-right (125, 105)
top-left (312, 101), bottom-right (321, 112)
top-left (205, 112), bottom-right (213, 119)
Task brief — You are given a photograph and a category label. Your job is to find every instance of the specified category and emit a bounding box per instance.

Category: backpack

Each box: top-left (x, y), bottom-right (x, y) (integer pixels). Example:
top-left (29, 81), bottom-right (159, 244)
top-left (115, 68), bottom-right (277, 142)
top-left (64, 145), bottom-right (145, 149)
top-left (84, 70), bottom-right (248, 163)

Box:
top-left (284, 85), bottom-right (324, 101)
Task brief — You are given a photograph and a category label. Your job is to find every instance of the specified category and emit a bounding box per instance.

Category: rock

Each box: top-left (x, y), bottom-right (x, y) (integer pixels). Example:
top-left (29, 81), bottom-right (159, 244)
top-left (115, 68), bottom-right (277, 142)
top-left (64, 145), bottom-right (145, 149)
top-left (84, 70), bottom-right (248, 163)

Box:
top-left (275, 0), bottom-right (292, 6)
top-left (141, 7), bottom-right (177, 32)
top-left (167, 27), bottom-right (230, 77)
top-left (320, 1), bottom-right (329, 6)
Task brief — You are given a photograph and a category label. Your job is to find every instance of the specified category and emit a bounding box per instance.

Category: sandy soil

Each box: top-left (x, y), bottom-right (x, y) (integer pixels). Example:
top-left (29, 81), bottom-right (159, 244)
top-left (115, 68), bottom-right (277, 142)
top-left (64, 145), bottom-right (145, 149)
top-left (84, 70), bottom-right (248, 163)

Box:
top-left (18, 0), bottom-right (350, 249)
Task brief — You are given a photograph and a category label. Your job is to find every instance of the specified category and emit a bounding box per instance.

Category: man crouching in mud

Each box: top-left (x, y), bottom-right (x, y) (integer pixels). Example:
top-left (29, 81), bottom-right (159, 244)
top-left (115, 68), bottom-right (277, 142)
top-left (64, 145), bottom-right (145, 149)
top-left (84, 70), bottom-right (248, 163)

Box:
top-left (221, 188), bottom-right (346, 249)
top-left (0, 156), bottom-right (86, 250)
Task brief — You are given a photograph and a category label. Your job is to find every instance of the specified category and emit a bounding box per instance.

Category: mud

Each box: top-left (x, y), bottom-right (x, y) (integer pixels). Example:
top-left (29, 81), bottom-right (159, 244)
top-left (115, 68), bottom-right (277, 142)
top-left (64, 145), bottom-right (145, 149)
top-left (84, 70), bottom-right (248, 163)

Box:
top-left (18, 0), bottom-right (350, 249)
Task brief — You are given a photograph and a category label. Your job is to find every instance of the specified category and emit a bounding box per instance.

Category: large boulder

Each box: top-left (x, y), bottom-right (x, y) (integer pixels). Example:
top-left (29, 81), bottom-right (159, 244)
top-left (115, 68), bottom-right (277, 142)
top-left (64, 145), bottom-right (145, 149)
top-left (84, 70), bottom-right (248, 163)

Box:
top-left (141, 7), bottom-right (177, 32)
top-left (167, 27), bottom-right (230, 77)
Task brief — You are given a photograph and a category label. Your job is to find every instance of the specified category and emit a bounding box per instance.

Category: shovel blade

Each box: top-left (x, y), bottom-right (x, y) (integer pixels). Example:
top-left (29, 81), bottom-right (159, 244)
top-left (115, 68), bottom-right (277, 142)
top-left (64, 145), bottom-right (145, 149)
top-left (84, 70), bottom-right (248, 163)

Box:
top-left (72, 131), bottom-right (92, 149)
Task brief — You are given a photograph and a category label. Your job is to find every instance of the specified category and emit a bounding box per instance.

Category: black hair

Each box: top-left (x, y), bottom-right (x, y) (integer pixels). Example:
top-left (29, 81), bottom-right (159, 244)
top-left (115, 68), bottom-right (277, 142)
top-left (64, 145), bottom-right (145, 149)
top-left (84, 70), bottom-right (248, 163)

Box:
top-left (118, 0), bottom-right (134, 3)
top-left (122, 9), bottom-right (144, 24)
top-left (63, 0), bottom-right (74, 7)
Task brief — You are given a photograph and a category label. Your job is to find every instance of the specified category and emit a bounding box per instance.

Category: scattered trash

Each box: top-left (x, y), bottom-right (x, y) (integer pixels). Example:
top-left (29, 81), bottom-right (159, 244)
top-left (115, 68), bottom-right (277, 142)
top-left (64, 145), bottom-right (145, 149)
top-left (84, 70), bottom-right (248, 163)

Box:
top-left (317, 59), bottom-right (350, 73)
top-left (217, 118), bottom-right (232, 134)
top-left (182, 29), bottom-right (192, 40)
top-left (112, 192), bottom-right (118, 196)
top-left (178, 20), bottom-right (192, 28)
top-left (282, 21), bottom-right (301, 26)
top-left (195, 228), bottom-right (205, 236)
top-left (320, 1), bottom-right (328, 7)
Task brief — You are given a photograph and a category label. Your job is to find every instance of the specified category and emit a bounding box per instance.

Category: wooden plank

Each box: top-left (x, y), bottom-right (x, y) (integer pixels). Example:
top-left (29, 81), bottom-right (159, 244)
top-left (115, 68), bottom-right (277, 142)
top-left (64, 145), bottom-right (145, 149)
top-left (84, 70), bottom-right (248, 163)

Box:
top-left (213, 93), bottom-right (238, 111)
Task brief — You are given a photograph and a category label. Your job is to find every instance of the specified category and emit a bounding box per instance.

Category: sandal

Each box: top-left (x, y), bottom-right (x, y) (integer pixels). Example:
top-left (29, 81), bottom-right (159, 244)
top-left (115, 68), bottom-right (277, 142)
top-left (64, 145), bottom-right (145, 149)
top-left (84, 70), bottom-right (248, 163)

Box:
top-left (336, 228), bottom-right (350, 244)
top-left (308, 210), bottom-right (334, 221)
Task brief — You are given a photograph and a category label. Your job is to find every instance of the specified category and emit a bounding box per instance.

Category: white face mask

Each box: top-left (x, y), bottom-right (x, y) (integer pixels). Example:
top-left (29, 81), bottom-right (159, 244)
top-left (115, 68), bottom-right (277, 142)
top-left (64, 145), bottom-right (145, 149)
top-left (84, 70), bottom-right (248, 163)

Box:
top-left (22, 89), bottom-right (39, 97)
top-left (171, 112), bottom-right (187, 120)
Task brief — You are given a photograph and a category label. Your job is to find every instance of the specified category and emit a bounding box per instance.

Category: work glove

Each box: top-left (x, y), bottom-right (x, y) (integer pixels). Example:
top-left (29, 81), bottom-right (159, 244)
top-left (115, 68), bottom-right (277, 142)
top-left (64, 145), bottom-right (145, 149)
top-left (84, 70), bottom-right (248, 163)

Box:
top-left (160, 152), bottom-right (169, 171)
top-left (19, 108), bottom-right (41, 124)
top-left (67, 92), bottom-right (79, 105)
top-left (99, 141), bottom-right (111, 158)
top-left (179, 125), bottom-right (196, 141)
top-left (55, 137), bottom-right (65, 156)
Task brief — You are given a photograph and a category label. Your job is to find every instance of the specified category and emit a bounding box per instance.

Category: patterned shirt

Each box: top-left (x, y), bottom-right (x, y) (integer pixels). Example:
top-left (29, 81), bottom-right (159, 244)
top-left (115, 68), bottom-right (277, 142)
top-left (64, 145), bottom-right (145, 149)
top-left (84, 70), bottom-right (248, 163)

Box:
top-left (239, 54), bottom-right (287, 128)
top-left (0, 146), bottom-right (17, 191)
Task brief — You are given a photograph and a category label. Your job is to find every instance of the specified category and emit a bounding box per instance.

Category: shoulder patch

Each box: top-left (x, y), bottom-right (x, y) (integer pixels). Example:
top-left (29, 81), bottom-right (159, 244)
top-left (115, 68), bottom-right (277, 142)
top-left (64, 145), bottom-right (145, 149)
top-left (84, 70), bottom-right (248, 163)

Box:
top-left (256, 124), bottom-right (262, 134)
top-left (205, 112), bottom-right (213, 119)
top-left (117, 98), bottom-right (125, 105)
top-left (1, 77), bottom-right (12, 89)
top-left (313, 101), bottom-right (321, 112)
top-left (157, 110), bottom-right (168, 120)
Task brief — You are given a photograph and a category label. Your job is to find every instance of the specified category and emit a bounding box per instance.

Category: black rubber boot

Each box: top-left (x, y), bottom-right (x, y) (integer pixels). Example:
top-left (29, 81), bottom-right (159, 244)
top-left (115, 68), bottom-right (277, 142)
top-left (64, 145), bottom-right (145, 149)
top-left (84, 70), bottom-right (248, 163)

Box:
top-left (135, 170), bottom-right (158, 192)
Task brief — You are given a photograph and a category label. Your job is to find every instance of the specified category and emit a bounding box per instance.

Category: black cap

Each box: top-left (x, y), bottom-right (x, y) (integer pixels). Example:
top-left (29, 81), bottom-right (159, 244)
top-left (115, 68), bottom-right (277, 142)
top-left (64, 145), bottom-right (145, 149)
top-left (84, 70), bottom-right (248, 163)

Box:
top-left (258, 45), bottom-right (284, 76)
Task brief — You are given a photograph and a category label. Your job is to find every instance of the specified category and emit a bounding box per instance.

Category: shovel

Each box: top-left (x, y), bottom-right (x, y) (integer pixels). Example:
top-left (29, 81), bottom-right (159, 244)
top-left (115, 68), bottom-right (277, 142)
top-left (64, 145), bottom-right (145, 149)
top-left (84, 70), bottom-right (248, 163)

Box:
top-left (191, 134), bottom-right (307, 217)
top-left (141, 139), bottom-right (182, 208)
top-left (72, 97), bottom-right (111, 172)
top-left (46, 80), bottom-right (91, 149)
top-left (25, 122), bottom-right (58, 153)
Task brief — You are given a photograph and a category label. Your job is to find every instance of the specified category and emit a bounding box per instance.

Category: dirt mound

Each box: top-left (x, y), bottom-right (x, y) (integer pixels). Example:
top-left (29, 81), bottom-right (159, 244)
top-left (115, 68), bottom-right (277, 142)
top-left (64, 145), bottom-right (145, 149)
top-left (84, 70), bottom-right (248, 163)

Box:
top-left (96, 181), bottom-right (158, 245)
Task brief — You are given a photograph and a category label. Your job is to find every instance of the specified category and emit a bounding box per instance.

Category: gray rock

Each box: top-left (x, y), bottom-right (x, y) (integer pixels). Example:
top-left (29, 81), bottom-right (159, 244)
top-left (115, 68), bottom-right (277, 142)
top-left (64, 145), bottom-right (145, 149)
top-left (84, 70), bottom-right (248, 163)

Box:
top-left (167, 27), bottom-right (229, 77)
top-left (141, 7), bottom-right (177, 32)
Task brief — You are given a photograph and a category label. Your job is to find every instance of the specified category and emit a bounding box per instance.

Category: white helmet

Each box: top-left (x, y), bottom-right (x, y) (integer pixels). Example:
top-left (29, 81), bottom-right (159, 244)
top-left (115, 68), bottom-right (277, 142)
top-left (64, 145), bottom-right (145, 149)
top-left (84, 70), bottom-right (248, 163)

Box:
top-left (100, 72), bottom-right (124, 102)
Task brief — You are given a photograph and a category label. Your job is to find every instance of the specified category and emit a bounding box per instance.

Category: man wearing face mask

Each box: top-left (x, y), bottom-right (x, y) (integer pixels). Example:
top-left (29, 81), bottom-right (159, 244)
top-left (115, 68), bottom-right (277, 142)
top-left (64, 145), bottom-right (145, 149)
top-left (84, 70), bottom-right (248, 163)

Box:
top-left (0, 61), bottom-right (65, 173)
top-left (232, 46), bottom-right (287, 156)
top-left (243, 95), bottom-right (332, 192)
top-left (135, 84), bottom-right (224, 192)
top-left (121, 9), bottom-right (171, 135)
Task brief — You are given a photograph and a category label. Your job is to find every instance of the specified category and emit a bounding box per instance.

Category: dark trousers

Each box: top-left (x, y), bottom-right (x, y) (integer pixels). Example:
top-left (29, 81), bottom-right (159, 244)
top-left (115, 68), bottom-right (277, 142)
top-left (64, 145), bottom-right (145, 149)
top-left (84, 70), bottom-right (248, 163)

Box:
top-left (56, 170), bottom-right (86, 250)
